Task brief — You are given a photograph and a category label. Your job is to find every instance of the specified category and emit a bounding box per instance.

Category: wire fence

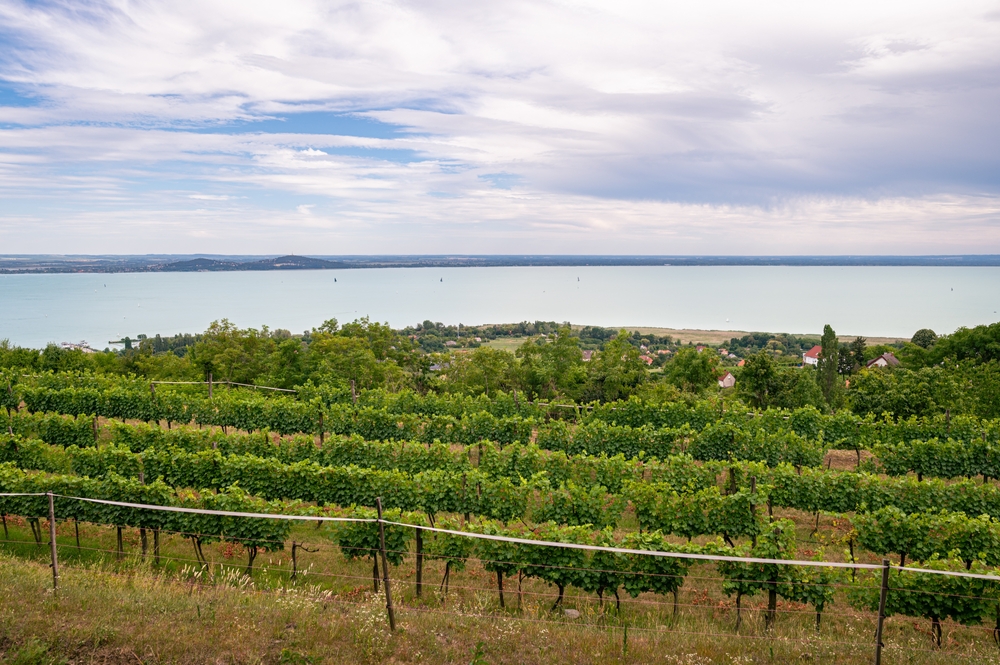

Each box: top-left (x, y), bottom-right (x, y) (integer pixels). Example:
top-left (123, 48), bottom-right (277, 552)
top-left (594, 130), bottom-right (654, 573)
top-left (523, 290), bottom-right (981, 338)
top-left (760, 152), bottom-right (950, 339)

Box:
top-left (4, 491), bottom-right (1000, 662)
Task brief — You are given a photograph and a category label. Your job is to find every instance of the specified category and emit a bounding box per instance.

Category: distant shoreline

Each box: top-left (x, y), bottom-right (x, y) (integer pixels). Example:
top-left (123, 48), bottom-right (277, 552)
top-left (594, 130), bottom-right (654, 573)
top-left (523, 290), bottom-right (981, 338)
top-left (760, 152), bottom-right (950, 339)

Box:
top-left (1, 254), bottom-right (999, 274)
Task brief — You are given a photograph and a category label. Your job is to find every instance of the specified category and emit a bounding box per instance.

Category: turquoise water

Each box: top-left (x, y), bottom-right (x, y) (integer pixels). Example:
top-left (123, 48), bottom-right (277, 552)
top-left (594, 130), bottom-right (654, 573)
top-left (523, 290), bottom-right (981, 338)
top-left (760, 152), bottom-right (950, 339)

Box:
top-left (0, 266), bottom-right (997, 348)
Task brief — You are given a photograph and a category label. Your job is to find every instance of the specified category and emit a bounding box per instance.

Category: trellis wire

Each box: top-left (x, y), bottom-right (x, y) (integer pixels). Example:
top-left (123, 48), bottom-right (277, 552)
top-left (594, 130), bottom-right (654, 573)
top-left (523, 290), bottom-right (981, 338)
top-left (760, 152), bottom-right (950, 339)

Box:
top-left (5, 492), bottom-right (1000, 583)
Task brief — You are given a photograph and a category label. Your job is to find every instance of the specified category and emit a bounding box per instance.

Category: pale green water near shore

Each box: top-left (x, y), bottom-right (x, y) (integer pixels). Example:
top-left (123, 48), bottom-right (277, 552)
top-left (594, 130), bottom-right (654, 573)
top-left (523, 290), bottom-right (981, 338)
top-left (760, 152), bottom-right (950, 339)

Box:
top-left (0, 266), bottom-right (997, 348)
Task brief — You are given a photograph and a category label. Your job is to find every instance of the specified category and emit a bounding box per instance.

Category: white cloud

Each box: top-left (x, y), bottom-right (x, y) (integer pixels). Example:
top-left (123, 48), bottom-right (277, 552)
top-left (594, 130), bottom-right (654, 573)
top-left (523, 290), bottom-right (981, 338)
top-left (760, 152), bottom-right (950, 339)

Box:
top-left (0, 0), bottom-right (997, 253)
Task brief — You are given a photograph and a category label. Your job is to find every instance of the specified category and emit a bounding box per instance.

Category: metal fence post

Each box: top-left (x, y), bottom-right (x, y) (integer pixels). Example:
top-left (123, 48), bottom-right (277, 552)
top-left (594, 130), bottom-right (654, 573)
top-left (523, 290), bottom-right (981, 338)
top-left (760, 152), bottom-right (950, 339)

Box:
top-left (874, 558), bottom-right (890, 665)
top-left (375, 497), bottom-right (397, 631)
top-left (47, 492), bottom-right (58, 591)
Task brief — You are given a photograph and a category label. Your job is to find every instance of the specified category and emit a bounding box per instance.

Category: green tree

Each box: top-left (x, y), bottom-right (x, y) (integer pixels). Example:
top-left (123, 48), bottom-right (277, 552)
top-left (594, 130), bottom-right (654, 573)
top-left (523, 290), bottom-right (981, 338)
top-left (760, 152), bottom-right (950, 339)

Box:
top-left (816, 325), bottom-right (843, 410)
top-left (307, 334), bottom-right (401, 391)
top-left (259, 337), bottom-right (309, 389)
top-left (930, 322), bottom-right (1000, 365)
top-left (850, 336), bottom-right (867, 363)
top-left (665, 346), bottom-right (719, 394)
top-left (188, 320), bottom-right (275, 384)
top-left (515, 328), bottom-right (587, 400)
top-left (583, 331), bottom-right (649, 402)
top-left (771, 369), bottom-right (825, 410)
top-left (444, 347), bottom-right (518, 396)
top-left (848, 366), bottom-right (933, 418)
top-left (911, 329), bottom-right (937, 349)
top-left (736, 352), bottom-right (781, 408)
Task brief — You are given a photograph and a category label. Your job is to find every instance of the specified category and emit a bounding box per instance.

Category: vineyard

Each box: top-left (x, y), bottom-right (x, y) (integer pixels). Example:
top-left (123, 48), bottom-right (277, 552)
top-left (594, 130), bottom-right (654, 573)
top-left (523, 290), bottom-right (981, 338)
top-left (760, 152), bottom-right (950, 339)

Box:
top-left (3, 372), bottom-right (1000, 663)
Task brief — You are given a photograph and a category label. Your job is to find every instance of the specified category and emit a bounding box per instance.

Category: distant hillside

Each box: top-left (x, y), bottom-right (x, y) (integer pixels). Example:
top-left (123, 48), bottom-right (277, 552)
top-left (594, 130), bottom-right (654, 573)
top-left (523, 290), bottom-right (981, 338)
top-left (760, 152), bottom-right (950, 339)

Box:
top-left (247, 255), bottom-right (346, 270)
top-left (159, 255), bottom-right (345, 271)
top-left (159, 258), bottom-right (243, 271)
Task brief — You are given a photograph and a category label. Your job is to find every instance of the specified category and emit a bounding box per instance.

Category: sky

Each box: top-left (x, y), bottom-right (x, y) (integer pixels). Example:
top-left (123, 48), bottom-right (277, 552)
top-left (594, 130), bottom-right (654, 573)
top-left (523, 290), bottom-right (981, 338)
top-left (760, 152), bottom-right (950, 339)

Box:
top-left (0, 0), bottom-right (999, 255)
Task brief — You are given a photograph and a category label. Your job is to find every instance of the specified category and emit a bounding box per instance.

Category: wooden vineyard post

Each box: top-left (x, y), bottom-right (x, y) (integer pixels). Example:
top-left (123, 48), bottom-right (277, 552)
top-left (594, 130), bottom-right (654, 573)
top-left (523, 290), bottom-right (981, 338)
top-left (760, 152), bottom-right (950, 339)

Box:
top-left (350, 380), bottom-right (357, 405)
top-left (47, 492), bottom-right (58, 591)
top-left (462, 475), bottom-right (469, 525)
top-left (375, 498), bottom-right (397, 632)
top-left (208, 372), bottom-right (213, 399)
top-left (874, 559), bottom-right (890, 665)
top-left (139, 471), bottom-right (147, 559)
top-left (318, 411), bottom-right (324, 445)
top-left (291, 541), bottom-right (317, 580)
top-left (415, 527), bottom-right (423, 597)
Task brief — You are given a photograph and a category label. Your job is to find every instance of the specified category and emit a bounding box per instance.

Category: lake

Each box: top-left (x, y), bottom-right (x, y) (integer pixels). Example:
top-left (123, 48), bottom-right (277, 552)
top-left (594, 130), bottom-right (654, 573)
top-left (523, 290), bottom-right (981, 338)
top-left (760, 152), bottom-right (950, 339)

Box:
top-left (0, 266), bottom-right (998, 348)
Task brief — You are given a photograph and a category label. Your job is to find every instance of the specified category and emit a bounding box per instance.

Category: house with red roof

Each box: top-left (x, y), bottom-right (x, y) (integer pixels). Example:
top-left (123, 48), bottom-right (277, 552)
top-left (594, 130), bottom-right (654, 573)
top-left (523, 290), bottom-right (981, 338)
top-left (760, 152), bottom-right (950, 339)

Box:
top-left (718, 371), bottom-right (736, 388)
top-left (803, 345), bottom-right (822, 366)
top-left (866, 352), bottom-right (900, 369)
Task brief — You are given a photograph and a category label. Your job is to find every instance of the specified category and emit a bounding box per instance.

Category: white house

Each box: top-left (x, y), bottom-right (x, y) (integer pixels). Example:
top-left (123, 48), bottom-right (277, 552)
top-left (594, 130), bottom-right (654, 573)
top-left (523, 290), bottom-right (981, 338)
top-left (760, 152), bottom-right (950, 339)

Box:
top-left (866, 352), bottom-right (900, 369)
top-left (718, 371), bottom-right (736, 388)
top-left (803, 345), bottom-right (822, 366)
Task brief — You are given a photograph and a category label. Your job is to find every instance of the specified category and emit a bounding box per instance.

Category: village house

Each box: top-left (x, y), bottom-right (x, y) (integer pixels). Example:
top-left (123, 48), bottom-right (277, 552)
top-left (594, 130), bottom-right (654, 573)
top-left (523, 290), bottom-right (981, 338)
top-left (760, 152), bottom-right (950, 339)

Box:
top-left (61, 341), bottom-right (96, 353)
top-left (718, 371), bottom-right (736, 388)
top-left (803, 345), bottom-right (822, 366)
top-left (639, 355), bottom-right (654, 365)
top-left (866, 352), bottom-right (901, 369)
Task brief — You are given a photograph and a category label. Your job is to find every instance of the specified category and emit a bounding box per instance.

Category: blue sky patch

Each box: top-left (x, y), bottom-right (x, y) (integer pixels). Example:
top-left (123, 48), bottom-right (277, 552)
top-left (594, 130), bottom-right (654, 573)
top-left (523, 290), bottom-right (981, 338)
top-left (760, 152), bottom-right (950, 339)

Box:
top-left (321, 146), bottom-right (424, 163)
top-left (479, 172), bottom-right (522, 189)
top-left (0, 81), bottom-right (40, 107)
top-left (196, 111), bottom-right (408, 138)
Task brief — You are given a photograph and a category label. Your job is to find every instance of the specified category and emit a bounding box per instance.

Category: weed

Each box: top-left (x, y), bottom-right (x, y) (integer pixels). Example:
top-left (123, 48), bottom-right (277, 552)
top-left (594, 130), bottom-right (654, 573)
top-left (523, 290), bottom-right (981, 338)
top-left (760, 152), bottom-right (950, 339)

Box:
top-left (2, 640), bottom-right (64, 665)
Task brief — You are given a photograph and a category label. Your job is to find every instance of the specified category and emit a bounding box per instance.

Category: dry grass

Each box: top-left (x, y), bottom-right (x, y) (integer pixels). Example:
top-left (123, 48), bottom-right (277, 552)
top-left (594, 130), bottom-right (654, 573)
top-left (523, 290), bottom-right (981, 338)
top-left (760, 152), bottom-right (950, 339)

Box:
top-left (2, 512), bottom-right (1000, 665)
top-left (465, 327), bottom-right (905, 351)
top-left (613, 328), bottom-right (906, 347)
top-left (479, 337), bottom-right (529, 352)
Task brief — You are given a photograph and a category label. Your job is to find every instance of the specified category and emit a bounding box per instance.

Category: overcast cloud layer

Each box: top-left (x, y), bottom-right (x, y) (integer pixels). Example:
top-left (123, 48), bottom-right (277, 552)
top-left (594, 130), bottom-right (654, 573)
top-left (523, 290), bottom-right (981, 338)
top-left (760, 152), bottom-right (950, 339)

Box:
top-left (1, 0), bottom-right (999, 254)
